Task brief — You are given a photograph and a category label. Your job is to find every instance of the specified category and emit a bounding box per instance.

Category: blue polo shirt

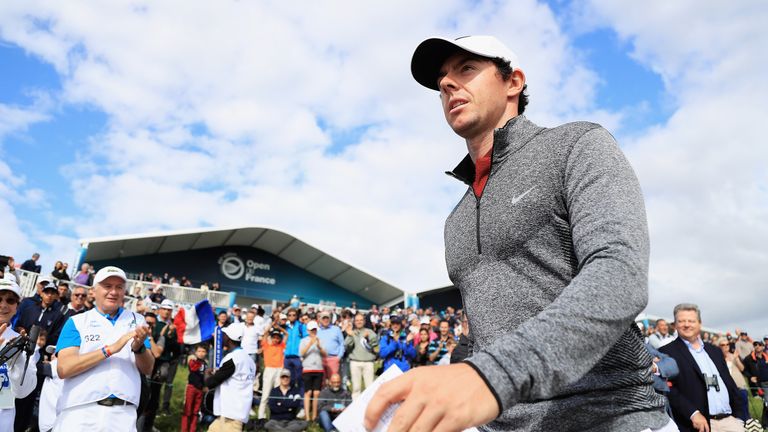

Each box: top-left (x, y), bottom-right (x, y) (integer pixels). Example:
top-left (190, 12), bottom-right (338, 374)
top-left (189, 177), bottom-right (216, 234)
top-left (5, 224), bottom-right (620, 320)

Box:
top-left (57, 307), bottom-right (152, 352)
top-left (284, 321), bottom-right (307, 358)
top-left (683, 338), bottom-right (731, 416)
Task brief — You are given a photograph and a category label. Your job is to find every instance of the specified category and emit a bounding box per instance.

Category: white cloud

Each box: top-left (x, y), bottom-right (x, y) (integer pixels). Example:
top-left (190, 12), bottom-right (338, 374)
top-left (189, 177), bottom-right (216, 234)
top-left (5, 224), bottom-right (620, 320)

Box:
top-left (4, 0), bottom-right (763, 337)
top-left (0, 0), bottom-right (612, 293)
top-left (585, 0), bottom-right (768, 334)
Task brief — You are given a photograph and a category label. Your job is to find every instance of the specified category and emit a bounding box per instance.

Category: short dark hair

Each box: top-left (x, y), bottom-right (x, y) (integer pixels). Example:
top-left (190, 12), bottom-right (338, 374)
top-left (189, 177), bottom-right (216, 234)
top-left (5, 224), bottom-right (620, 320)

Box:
top-left (195, 343), bottom-right (208, 352)
top-left (492, 57), bottom-right (528, 115)
top-left (144, 312), bottom-right (157, 319)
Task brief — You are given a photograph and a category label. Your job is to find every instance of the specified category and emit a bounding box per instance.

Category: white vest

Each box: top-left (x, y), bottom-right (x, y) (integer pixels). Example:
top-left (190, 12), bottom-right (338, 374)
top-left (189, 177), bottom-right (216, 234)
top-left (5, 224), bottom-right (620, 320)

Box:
top-left (60, 308), bottom-right (145, 409)
top-left (213, 348), bottom-right (256, 423)
top-left (0, 327), bottom-right (21, 410)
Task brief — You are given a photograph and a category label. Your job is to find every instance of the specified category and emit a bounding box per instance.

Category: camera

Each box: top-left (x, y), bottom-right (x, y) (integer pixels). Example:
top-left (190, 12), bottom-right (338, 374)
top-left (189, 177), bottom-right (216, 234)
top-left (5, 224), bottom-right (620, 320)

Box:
top-left (703, 373), bottom-right (720, 392)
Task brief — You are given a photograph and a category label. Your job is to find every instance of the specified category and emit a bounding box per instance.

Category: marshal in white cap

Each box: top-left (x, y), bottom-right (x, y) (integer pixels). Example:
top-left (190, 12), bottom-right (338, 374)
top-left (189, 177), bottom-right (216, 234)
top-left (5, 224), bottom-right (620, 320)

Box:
top-left (221, 322), bottom-right (244, 342)
top-left (411, 35), bottom-right (521, 90)
top-left (92, 266), bottom-right (128, 285)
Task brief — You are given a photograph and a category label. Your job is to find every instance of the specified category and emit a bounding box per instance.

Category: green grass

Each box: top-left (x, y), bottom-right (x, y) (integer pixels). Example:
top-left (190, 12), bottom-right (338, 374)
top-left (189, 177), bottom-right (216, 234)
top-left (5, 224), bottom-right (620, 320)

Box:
top-left (748, 392), bottom-right (764, 422)
top-left (154, 365), bottom-right (324, 432)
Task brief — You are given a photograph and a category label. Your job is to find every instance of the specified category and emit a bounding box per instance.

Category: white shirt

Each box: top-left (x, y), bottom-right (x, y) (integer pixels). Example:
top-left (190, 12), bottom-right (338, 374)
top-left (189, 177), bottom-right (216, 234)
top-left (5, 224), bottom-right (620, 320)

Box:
top-left (241, 324), bottom-right (261, 355)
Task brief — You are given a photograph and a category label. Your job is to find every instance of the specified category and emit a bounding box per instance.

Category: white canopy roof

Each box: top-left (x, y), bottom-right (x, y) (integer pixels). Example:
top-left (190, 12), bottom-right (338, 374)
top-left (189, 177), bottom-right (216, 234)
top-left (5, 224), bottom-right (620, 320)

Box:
top-left (80, 226), bottom-right (405, 305)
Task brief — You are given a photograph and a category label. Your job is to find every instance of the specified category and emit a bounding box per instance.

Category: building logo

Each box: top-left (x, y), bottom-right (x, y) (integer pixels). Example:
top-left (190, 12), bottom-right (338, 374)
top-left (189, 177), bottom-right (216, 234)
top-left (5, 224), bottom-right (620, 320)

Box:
top-left (218, 253), bottom-right (245, 280)
top-left (218, 252), bottom-right (277, 285)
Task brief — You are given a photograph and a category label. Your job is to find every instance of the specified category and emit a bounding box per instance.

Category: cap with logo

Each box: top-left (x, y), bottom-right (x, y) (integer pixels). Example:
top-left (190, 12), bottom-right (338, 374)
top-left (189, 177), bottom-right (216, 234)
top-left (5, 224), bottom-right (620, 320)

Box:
top-left (270, 329), bottom-right (283, 338)
top-left (93, 266), bottom-right (128, 285)
top-left (390, 315), bottom-right (403, 325)
top-left (37, 275), bottom-right (54, 286)
top-left (41, 283), bottom-right (59, 292)
top-left (279, 368), bottom-right (291, 378)
top-left (0, 279), bottom-right (21, 298)
top-left (411, 35), bottom-right (521, 91)
top-left (222, 323), bottom-right (244, 342)
top-left (306, 321), bottom-right (319, 331)
top-left (160, 299), bottom-right (175, 310)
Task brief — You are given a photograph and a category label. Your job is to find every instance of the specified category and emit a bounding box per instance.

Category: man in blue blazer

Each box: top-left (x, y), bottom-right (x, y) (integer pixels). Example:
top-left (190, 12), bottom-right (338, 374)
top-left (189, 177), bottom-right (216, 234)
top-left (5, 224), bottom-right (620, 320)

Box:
top-left (660, 303), bottom-right (745, 432)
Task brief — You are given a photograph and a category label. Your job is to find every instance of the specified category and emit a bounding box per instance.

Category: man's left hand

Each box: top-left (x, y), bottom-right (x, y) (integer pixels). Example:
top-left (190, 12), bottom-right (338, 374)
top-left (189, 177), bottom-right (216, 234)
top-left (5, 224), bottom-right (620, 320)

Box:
top-left (131, 324), bottom-right (151, 351)
top-left (364, 363), bottom-right (499, 432)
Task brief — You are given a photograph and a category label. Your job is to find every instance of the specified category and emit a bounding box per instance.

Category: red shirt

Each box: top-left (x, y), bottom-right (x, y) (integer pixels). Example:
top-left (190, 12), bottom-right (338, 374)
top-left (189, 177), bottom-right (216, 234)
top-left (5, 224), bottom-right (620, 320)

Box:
top-left (473, 149), bottom-right (492, 198)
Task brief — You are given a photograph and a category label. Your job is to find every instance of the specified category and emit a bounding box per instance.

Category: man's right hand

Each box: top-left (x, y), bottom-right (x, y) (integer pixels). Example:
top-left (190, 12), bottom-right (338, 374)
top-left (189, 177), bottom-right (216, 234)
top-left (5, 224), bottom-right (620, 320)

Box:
top-left (750, 376), bottom-right (757, 383)
top-left (111, 330), bottom-right (137, 353)
top-left (691, 412), bottom-right (709, 432)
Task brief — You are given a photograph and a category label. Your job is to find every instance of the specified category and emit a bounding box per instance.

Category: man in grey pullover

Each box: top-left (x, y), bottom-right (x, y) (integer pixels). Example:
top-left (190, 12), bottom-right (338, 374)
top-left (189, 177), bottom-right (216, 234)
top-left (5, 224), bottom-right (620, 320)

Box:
top-left (365, 36), bottom-right (674, 432)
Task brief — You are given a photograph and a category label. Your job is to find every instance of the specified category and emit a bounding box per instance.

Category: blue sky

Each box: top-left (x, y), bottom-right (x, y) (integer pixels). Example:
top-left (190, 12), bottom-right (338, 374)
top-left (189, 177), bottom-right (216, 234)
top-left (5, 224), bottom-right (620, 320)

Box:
top-left (0, 18), bottom-right (667, 241)
top-left (0, 1), bottom-right (765, 333)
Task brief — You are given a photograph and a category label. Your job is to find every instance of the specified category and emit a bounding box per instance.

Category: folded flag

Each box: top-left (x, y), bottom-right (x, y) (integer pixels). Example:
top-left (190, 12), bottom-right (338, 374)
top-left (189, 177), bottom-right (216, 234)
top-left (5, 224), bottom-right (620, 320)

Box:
top-left (175, 299), bottom-right (216, 344)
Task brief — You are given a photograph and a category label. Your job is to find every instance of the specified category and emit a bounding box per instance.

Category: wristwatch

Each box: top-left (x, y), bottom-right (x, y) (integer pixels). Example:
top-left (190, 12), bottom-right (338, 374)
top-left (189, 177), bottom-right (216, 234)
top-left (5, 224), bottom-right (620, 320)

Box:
top-left (132, 345), bottom-right (147, 354)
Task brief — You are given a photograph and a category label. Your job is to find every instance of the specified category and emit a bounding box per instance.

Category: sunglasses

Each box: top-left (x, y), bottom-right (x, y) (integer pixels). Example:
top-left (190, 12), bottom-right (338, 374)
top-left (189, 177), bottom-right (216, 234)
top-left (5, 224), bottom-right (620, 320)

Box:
top-left (0, 296), bottom-right (19, 305)
top-left (73, 294), bottom-right (87, 298)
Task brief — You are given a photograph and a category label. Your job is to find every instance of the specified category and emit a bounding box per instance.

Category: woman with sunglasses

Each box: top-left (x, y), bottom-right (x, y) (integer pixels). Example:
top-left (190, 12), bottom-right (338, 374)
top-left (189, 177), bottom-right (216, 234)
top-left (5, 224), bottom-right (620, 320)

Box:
top-left (0, 279), bottom-right (39, 431)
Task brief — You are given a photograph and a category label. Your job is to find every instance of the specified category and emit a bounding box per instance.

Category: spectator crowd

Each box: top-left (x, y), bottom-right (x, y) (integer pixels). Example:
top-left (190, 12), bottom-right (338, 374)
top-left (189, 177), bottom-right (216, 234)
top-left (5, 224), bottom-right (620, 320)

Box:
top-left (0, 253), bottom-right (767, 432)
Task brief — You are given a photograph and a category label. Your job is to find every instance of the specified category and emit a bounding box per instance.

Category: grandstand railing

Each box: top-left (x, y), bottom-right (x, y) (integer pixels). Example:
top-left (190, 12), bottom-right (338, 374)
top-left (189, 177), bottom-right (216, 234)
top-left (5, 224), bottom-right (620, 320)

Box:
top-left (14, 268), bottom-right (231, 308)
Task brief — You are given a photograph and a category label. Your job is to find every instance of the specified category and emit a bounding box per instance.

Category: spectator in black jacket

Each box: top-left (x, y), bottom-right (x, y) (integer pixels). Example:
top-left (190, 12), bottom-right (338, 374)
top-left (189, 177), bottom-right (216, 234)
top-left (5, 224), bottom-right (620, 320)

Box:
top-left (56, 281), bottom-right (70, 306)
top-left (14, 281), bottom-right (65, 345)
top-left (743, 340), bottom-right (768, 426)
top-left (20, 253), bottom-right (41, 273)
top-left (265, 369), bottom-right (307, 432)
top-left (51, 261), bottom-right (69, 281)
top-left (660, 303), bottom-right (744, 432)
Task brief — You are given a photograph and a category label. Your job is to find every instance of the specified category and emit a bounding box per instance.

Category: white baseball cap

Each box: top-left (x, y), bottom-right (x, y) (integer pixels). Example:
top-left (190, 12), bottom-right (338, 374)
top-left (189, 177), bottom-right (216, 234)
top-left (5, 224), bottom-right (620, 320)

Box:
top-left (222, 323), bottom-right (244, 342)
top-left (160, 299), bottom-right (175, 310)
top-left (306, 320), bottom-right (319, 331)
top-left (411, 35), bottom-right (521, 90)
top-left (37, 275), bottom-right (54, 286)
top-left (0, 279), bottom-right (21, 298)
top-left (93, 266), bottom-right (128, 285)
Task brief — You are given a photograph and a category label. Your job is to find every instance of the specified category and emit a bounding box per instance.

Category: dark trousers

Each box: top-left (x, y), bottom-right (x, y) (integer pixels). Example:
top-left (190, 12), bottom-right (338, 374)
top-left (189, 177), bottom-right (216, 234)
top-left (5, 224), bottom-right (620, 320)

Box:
top-left (14, 372), bottom-right (43, 432)
top-left (284, 356), bottom-right (304, 393)
top-left (160, 359), bottom-right (179, 411)
top-left (142, 378), bottom-right (163, 431)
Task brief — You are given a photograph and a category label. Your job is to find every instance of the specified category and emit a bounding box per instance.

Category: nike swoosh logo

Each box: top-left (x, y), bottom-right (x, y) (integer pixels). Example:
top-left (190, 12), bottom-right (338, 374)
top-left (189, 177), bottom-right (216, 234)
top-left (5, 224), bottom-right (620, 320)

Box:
top-left (511, 187), bottom-right (534, 204)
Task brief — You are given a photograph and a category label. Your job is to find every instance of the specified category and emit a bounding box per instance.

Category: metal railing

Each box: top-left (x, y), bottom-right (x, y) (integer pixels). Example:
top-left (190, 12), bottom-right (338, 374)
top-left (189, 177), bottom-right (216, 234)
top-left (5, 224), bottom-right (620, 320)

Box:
top-left (128, 280), bottom-right (231, 308)
top-left (13, 268), bottom-right (231, 308)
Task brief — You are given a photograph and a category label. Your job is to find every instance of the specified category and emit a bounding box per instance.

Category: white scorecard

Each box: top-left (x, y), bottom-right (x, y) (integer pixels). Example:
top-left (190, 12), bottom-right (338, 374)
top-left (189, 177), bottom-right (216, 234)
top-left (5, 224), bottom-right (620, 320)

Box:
top-left (332, 364), bottom-right (479, 432)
